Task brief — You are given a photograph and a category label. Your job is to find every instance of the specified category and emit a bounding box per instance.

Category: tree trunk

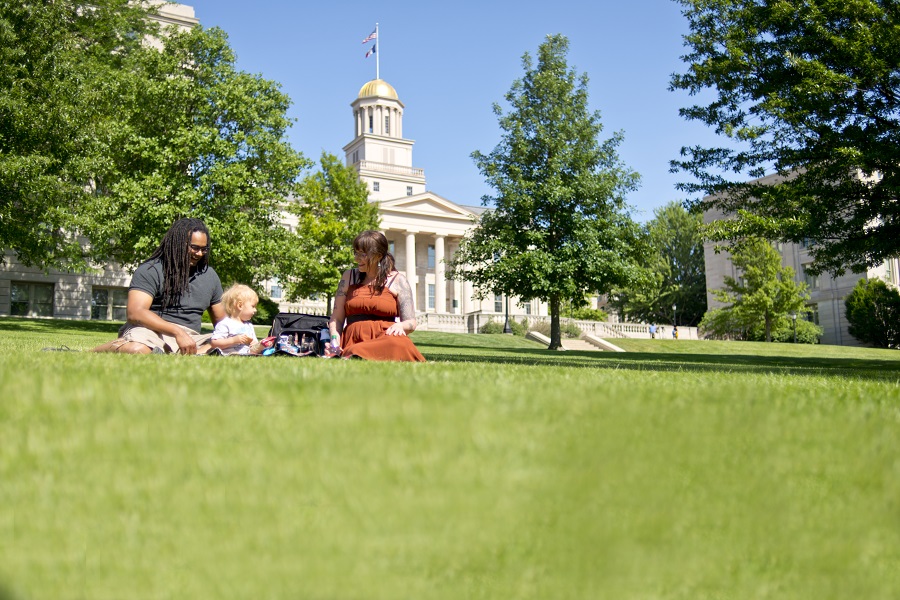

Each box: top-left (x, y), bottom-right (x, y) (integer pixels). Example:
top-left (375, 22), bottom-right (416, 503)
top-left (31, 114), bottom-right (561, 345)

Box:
top-left (549, 295), bottom-right (563, 350)
top-left (326, 295), bottom-right (333, 316)
top-left (765, 311), bottom-right (772, 342)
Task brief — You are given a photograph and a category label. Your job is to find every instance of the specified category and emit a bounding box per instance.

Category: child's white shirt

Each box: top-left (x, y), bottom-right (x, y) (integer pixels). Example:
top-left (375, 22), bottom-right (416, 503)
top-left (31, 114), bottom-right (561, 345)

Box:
top-left (211, 317), bottom-right (258, 355)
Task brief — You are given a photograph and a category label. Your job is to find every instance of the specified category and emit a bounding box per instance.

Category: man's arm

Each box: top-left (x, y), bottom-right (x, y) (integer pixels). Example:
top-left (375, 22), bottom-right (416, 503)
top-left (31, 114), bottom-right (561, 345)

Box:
top-left (208, 302), bottom-right (226, 325)
top-left (126, 290), bottom-right (200, 354)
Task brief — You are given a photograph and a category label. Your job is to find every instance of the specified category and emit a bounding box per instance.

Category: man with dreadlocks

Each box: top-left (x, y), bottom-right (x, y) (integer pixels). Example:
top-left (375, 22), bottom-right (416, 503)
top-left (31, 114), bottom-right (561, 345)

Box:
top-left (92, 218), bottom-right (226, 354)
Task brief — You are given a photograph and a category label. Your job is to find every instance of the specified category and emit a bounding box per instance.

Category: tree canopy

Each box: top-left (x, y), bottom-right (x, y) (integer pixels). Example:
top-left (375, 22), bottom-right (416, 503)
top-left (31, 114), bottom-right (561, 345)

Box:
top-left (1, 2), bottom-right (310, 287)
top-left (672, 0), bottom-right (900, 275)
top-left (283, 152), bottom-right (380, 312)
top-left (0, 0), bottom-right (156, 268)
top-left (448, 34), bottom-right (645, 350)
top-left (611, 201), bottom-right (707, 326)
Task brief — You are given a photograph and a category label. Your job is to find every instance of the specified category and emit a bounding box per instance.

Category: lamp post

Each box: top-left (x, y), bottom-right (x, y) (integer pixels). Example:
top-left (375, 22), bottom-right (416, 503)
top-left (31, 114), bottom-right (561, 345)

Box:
top-left (503, 294), bottom-right (512, 334)
top-left (791, 312), bottom-right (797, 343)
top-left (672, 303), bottom-right (677, 328)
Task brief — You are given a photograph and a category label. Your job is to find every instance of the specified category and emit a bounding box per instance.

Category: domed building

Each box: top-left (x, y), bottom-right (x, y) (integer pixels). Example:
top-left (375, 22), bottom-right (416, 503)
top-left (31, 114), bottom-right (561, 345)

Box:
top-left (336, 78), bottom-right (524, 327)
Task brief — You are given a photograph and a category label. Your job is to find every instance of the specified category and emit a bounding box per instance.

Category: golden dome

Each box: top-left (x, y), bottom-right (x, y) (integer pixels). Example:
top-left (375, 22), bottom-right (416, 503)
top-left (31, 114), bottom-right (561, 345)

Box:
top-left (357, 79), bottom-right (399, 100)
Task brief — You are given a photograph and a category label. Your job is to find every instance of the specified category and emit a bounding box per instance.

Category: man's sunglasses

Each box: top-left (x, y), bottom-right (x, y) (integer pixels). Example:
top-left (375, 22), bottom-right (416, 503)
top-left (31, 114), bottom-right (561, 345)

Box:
top-left (189, 244), bottom-right (210, 254)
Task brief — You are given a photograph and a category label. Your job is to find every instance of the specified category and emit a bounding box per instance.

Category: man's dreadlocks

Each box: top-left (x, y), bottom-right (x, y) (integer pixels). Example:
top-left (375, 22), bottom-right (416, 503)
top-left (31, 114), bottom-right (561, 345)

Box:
top-left (148, 218), bottom-right (211, 308)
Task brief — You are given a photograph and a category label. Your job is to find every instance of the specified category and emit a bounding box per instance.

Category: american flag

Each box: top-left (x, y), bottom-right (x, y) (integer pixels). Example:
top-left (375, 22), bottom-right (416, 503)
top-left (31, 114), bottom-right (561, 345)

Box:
top-left (362, 29), bottom-right (377, 44)
top-left (365, 44), bottom-right (376, 58)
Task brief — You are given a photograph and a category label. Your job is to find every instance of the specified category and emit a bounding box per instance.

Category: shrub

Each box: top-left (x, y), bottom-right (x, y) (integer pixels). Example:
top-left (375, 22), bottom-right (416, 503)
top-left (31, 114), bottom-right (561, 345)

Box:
top-left (569, 307), bottom-right (608, 321)
top-left (845, 279), bottom-right (900, 348)
top-left (528, 319), bottom-right (582, 339)
top-left (480, 318), bottom-right (526, 336)
top-left (252, 295), bottom-right (281, 326)
top-left (768, 318), bottom-right (823, 344)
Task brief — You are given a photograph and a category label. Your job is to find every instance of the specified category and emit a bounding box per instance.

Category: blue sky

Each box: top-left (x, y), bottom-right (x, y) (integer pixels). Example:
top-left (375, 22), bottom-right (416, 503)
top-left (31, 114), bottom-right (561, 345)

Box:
top-left (184, 0), bottom-right (723, 222)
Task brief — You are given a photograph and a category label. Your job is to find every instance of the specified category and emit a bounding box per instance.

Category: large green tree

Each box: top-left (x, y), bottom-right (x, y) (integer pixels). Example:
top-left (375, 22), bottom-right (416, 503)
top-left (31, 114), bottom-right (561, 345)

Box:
top-left (449, 34), bottom-right (645, 350)
top-left (1, 2), bottom-right (309, 286)
top-left (611, 201), bottom-right (707, 326)
top-left (704, 237), bottom-right (812, 342)
top-left (0, 0), bottom-right (155, 269)
top-left (283, 152), bottom-right (380, 313)
top-left (86, 24), bottom-right (309, 286)
top-left (845, 278), bottom-right (900, 348)
top-left (672, 0), bottom-right (900, 276)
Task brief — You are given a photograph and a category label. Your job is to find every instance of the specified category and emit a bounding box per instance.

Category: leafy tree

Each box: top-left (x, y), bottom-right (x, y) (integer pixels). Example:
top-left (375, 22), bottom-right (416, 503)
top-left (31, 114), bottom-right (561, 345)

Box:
top-left (448, 35), bottom-right (645, 350)
top-left (0, 3), bottom-right (308, 286)
top-left (845, 278), bottom-right (900, 348)
top-left (671, 0), bottom-right (900, 276)
top-left (699, 306), bottom-right (822, 343)
top-left (708, 237), bottom-right (811, 342)
top-left (283, 152), bottom-right (380, 313)
top-left (611, 201), bottom-right (707, 326)
top-left (85, 25), bottom-right (310, 286)
top-left (0, 0), bottom-right (156, 269)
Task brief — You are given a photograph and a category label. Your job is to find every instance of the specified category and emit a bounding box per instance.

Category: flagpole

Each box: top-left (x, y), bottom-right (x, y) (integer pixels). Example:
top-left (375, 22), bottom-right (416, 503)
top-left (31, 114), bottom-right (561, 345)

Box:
top-left (375, 22), bottom-right (380, 80)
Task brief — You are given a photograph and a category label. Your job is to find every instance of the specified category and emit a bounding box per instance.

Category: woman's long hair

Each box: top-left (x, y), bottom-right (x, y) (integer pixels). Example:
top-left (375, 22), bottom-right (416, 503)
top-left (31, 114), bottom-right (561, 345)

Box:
top-left (148, 217), bottom-right (210, 308)
top-left (352, 230), bottom-right (395, 293)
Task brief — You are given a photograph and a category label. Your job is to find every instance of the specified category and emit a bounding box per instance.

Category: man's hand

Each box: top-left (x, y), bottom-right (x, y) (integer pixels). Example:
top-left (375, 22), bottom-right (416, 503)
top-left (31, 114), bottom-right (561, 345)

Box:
top-left (175, 330), bottom-right (199, 355)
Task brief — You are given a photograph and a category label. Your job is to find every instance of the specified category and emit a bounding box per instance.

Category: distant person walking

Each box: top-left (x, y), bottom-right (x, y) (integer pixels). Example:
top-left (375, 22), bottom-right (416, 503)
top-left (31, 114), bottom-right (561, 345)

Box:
top-left (649, 323), bottom-right (657, 339)
top-left (673, 326), bottom-right (679, 340)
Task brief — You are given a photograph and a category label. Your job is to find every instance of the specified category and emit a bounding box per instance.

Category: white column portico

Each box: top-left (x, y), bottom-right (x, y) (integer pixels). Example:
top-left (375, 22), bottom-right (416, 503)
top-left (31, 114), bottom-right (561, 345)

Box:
top-left (405, 232), bottom-right (417, 304)
top-left (434, 235), bottom-right (446, 313)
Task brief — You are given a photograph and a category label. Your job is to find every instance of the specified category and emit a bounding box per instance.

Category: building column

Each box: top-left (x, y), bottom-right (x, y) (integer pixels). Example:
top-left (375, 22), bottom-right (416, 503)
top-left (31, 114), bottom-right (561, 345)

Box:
top-left (463, 279), bottom-right (474, 314)
top-left (405, 232), bottom-right (417, 309)
top-left (434, 235), bottom-right (446, 313)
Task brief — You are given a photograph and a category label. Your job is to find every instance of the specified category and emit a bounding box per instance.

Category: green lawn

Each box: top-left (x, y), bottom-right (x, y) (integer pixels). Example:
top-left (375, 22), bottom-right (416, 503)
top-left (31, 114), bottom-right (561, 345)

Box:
top-left (1, 317), bottom-right (899, 599)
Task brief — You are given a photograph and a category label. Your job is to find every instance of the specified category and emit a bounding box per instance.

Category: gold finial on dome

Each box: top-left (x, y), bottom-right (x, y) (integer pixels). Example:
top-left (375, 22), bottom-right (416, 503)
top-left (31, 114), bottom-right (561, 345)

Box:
top-left (358, 79), bottom-right (399, 100)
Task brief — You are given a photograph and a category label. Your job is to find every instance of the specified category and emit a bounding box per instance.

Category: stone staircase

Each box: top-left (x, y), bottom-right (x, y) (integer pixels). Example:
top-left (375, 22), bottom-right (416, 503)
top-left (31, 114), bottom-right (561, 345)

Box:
top-left (561, 339), bottom-right (600, 351)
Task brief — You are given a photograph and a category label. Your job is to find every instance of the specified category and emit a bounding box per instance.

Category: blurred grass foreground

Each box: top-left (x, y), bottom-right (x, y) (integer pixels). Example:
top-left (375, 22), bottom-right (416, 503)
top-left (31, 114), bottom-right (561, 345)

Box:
top-left (1, 317), bottom-right (899, 599)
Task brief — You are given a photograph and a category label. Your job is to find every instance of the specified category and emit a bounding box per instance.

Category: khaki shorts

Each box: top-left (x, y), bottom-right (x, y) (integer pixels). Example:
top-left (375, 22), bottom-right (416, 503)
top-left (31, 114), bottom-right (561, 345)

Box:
top-left (118, 323), bottom-right (213, 354)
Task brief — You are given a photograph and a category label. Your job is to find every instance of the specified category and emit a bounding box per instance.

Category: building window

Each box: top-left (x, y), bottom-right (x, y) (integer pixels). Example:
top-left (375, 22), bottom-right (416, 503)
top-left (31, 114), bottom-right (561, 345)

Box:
top-left (269, 279), bottom-right (282, 300)
top-left (373, 181), bottom-right (380, 192)
top-left (805, 303), bottom-right (820, 325)
top-left (385, 115), bottom-right (390, 135)
top-left (525, 302), bottom-right (532, 315)
top-left (427, 245), bottom-right (435, 269)
top-left (91, 287), bottom-right (128, 321)
top-left (801, 263), bottom-right (819, 289)
top-left (353, 150), bottom-right (359, 163)
top-left (388, 241), bottom-right (395, 255)
top-left (427, 284), bottom-right (435, 309)
top-left (406, 186), bottom-right (413, 196)
top-left (368, 115), bottom-right (373, 133)
top-left (11, 282), bottom-right (54, 317)
top-left (494, 293), bottom-right (503, 313)
top-left (886, 258), bottom-right (896, 285)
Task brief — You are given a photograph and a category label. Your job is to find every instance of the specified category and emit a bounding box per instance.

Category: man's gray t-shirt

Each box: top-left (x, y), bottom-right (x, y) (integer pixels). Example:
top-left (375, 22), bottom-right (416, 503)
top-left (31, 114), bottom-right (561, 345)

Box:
top-left (129, 259), bottom-right (224, 332)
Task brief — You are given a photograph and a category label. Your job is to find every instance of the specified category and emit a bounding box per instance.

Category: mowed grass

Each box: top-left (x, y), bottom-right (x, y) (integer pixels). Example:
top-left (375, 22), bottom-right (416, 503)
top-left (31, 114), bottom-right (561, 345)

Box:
top-left (1, 318), bottom-right (899, 599)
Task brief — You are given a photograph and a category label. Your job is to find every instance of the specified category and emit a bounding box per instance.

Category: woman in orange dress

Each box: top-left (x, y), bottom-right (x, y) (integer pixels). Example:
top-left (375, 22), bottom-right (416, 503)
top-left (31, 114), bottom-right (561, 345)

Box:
top-left (327, 231), bottom-right (426, 362)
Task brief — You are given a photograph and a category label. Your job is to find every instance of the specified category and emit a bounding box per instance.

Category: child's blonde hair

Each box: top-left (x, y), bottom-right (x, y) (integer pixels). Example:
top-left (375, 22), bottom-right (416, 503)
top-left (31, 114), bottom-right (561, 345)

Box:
top-left (221, 284), bottom-right (258, 319)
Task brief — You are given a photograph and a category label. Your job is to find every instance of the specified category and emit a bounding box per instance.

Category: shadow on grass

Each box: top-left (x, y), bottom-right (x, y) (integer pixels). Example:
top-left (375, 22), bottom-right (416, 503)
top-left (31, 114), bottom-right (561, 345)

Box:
top-left (0, 582), bottom-right (23, 600)
top-left (0, 316), bottom-right (122, 334)
top-left (420, 344), bottom-right (900, 381)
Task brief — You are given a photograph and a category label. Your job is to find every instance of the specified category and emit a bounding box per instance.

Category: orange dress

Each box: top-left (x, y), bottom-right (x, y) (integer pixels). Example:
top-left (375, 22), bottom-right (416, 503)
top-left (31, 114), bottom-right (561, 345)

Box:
top-left (341, 279), bottom-right (426, 362)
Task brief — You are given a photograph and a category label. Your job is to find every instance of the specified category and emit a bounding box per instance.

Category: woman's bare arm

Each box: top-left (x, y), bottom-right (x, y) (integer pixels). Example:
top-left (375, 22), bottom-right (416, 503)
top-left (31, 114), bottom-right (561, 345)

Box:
top-left (329, 271), bottom-right (351, 339)
top-left (387, 273), bottom-right (417, 335)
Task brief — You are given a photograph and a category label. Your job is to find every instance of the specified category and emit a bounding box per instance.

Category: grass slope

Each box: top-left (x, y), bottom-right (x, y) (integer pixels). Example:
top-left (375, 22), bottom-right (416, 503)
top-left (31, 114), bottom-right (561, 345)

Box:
top-left (1, 318), bottom-right (899, 599)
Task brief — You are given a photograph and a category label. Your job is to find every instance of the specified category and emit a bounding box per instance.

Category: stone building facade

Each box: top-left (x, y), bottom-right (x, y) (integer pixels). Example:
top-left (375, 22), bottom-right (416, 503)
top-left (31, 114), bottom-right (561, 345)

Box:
top-left (703, 174), bottom-right (900, 346)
